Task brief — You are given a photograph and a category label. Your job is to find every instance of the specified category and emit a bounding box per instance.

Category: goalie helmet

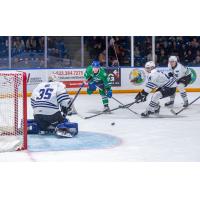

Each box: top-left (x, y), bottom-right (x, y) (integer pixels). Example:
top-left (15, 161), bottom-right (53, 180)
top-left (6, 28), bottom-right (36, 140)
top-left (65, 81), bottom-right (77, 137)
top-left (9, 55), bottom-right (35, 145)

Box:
top-left (48, 73), bottom-right (58, 82)
top-left (144, 61), bottom-right (156, 73)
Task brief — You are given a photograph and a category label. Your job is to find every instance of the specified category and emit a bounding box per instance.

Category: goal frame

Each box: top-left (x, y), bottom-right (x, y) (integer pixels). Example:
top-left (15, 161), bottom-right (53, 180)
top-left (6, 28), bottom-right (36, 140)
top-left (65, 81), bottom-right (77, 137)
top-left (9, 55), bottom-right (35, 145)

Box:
top-left (0, 71), bottom-right (27, 151)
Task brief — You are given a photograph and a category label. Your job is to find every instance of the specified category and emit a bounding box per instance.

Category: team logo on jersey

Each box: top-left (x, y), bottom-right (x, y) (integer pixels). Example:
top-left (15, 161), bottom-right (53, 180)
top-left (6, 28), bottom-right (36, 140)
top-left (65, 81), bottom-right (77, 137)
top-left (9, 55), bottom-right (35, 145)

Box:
top-left (129, 69), bottom-right (146, 85)
top-left (189, 68), bottom-right (197, 84)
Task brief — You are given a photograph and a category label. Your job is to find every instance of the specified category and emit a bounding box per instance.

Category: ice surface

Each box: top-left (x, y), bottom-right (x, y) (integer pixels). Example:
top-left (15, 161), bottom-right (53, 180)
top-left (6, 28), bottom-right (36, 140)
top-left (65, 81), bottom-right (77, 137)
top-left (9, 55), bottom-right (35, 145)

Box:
top-left (0, 92), bottom-right (200, 161)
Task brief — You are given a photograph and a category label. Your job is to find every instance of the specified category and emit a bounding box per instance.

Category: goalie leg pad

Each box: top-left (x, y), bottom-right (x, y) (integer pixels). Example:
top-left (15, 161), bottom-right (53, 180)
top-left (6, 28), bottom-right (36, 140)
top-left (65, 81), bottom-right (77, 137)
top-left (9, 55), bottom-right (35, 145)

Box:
top-left (27, 119), bottom-right (40, 134)
top-left (55, 122), bottom-right (78, 138)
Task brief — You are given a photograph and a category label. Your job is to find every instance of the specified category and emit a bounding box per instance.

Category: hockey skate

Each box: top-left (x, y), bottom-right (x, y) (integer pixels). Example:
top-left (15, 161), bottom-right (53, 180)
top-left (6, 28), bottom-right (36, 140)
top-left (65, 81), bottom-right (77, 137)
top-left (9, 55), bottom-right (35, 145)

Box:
top-left (183, 100), bottom-right (189, 108)
top-left (164, 101), bottom-right (174, 107)
top-left (141, 110), bottom-right (152, 117)
top-left (141, 106), bottom-right (160, 117)
top-left (103, 105), bottom-right (111, 114)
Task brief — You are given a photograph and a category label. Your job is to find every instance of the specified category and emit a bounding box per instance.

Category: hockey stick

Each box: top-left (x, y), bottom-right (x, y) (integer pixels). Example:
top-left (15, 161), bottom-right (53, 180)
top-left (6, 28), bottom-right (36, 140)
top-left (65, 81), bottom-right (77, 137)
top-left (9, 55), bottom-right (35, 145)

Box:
top-left (64, 82), bottom-right (84, 116)
top-left (69, 82), bottom-right (84, 108)
top-left (111, 96), bottom-right (139, 115)
top-left (170, 95), bottom-right (200, 115)
top-left (84, 101), bottom-right (136, 119)
top-left (95, 85), bottom-right (139, 115)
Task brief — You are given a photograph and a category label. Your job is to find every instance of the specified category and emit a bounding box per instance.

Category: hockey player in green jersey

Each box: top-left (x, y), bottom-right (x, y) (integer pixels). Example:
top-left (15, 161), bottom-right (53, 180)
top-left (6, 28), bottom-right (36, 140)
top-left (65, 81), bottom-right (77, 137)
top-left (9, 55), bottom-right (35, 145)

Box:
top-left (84, 61), bottom-right (112, 113)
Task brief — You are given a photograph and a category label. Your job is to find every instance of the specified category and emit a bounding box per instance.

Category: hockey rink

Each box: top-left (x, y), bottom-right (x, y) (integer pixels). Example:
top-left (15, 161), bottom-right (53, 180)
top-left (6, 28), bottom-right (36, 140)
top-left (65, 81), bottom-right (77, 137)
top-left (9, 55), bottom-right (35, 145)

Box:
top-left (0, 92), bottom-right (200, 161)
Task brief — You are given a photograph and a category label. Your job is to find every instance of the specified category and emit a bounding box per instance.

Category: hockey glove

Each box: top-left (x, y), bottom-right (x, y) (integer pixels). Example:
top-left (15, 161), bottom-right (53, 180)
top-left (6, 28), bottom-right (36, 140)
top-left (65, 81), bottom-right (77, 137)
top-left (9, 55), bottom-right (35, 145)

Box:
top-left (61, 106), bottom-right (73, 116)
top-left (106, 89), bottom-right (112, 98)
top-left (135, 90), bottom-right (148, 103)
top-left (88, 82), bottom-right (97, 91)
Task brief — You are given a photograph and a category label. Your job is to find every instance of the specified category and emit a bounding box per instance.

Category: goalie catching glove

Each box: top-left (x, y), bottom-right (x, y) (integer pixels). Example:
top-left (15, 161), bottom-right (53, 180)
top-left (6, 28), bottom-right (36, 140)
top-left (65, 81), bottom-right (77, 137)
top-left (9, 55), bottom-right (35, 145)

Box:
top-left (135, 90), bottom-right (148, 103)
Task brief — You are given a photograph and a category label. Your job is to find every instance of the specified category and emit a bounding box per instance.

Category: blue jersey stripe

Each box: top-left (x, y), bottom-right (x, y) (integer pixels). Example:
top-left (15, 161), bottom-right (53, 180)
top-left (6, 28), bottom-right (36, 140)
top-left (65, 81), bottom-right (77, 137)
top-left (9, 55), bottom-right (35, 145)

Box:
top-left (164, 79), bottom-right (176, 87)
top-left (58, 97), bottom-right (70, 104)
top-left (31, 100), bottom-right (57, 107)
top-left (57, 95), bottom-right (70, 102)
top-left (32, 105), bottom-right (59, 109)
top-left (57, 93), bottom-right (69, 98)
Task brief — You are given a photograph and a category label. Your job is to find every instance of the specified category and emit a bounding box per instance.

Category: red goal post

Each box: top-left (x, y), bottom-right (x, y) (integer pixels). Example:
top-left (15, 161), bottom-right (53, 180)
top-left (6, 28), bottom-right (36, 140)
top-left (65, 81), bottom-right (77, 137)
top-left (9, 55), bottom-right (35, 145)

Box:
top-left (0, 71), bottom-right (27, 152)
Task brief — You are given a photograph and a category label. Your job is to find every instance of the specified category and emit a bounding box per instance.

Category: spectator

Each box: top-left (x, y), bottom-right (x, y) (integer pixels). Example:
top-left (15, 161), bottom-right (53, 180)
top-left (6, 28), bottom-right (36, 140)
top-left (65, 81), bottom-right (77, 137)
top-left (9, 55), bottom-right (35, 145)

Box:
top-left (193, 55), bottom-right (200, 65)
top-left (155, 36), bottom-right (200, 66)
top-left (98, 49), bottom-right (106, 66)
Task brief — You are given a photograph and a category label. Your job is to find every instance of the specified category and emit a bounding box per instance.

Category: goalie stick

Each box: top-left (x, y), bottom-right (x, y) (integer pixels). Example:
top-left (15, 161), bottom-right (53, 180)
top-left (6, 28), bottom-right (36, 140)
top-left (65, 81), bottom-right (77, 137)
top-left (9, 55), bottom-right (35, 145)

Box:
top-left (170, 95), bottom-right (200, 115)
top-left (63, 82), bottom-right (84, 116)
top-left (69, 82), bottom-right (84, 108)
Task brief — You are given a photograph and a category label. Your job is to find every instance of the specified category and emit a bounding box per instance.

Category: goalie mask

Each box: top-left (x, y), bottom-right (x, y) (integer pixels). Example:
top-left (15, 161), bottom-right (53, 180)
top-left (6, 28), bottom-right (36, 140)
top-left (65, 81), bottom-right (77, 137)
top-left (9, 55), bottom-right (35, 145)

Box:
top-left (48, 74), bottom-right (58, 82)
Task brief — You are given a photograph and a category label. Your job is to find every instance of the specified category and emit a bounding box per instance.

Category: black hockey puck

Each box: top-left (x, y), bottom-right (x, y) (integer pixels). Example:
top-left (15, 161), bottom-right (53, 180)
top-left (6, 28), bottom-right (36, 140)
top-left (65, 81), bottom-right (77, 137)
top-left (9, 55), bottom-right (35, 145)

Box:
top-left (111, 122), bottom-right (115, 126)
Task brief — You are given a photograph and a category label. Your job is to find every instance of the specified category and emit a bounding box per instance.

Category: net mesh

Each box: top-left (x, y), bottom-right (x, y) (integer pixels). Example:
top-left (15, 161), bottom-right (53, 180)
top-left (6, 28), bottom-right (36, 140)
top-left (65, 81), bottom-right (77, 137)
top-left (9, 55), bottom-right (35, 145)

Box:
top-left (0, 72), bottom-right (27, 152)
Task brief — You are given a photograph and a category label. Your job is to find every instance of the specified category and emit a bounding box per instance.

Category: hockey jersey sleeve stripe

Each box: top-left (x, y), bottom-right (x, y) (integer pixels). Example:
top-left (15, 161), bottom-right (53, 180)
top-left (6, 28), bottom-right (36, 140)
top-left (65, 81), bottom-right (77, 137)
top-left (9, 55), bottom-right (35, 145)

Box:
top-left (57, 93), bottom-right (69, 98)
top-left (57, 94), bottom-right (70, 102)
top-left (57, 97), bottom-right (71, 104)
top-left (57, 96), bottom-right (70, 103)
top-left (146, 82), bottom-right (157, 89)
top-left (146, 81), bottom-right (157, 87)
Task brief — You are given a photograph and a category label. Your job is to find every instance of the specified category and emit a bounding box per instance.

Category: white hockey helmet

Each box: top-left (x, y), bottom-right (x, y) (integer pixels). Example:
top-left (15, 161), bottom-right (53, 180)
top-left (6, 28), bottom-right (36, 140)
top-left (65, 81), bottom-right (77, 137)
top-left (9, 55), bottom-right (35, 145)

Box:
top-left (169, 56), bottom-right (178, 62)
top-left (48, 73), bottom-right (58, 82)
top-left (144, 61), bottom-right (155, 72)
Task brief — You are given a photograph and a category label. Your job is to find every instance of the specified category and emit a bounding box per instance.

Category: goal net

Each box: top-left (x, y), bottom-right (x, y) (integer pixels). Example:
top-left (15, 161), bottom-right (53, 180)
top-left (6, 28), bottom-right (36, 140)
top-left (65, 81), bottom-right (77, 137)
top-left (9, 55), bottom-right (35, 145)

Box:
top-left (0, 71), bottom-right (27, 152)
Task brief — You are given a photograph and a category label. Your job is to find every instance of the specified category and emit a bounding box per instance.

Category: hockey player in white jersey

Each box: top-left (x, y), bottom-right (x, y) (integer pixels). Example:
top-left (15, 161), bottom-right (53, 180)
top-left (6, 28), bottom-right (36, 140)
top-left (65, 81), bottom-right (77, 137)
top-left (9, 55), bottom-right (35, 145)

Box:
top-left (135, 61), bottom-right (177, 117)
top-left (30, 74), bottom-right (78, 137)
top-left (165, 56), bottom-right (191, 107)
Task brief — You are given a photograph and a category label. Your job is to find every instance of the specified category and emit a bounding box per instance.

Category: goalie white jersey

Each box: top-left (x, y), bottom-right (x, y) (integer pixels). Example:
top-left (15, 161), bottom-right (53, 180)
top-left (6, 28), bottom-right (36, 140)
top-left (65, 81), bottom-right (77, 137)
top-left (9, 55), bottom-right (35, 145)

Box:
top-left (31, 82), bottom-right (70, 115)
top-left (144, 69), bottom-right (177, 93)
top-left (168, 62), bottom-right (191, 80)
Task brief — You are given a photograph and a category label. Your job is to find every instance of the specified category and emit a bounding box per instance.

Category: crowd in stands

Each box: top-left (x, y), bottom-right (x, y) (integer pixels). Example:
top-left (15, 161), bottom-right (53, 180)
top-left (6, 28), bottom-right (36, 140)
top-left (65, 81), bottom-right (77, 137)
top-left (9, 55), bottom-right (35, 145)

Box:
top-left (155, 36), bottom-right (200, 66)
top-left (10, 37), bottom-right (44, 68)
top-left (134, 36), bottom-right (200, 67)
top-left (12, 36), bottom-right (44, 55)
top-left (47, 37), bottom-right (71, 67)
top-left (84, 36), bottom-right (131, 66)
top-left (134, 36), bottom-right (152, 67)
top-left (108, 36), bottom-right (131, 66)
top-left (0, 36), bottom-right (200, 68)
top-left (0, 37), bottom-right (8, 67)
top-left (84, 36), bottom-right (106, 65)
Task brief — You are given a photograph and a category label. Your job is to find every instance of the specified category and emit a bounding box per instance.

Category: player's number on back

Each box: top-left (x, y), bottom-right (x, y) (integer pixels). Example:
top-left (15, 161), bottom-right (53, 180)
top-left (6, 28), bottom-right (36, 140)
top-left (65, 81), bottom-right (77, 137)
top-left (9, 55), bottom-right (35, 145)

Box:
top-left (36, 88), bottom-right (54, 100)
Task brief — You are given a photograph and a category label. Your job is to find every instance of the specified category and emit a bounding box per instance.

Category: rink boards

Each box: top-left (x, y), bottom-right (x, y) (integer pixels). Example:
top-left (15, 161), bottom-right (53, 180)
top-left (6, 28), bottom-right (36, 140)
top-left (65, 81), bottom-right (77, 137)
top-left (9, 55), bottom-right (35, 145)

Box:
top-left (0, 66), bottom-right (200, 95)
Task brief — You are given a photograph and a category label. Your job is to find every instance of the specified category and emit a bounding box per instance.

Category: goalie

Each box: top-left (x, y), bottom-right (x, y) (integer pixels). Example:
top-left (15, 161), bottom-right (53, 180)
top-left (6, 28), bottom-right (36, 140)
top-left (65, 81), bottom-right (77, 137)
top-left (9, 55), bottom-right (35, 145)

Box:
top-left (29, 74), bottom-right (78, 138)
